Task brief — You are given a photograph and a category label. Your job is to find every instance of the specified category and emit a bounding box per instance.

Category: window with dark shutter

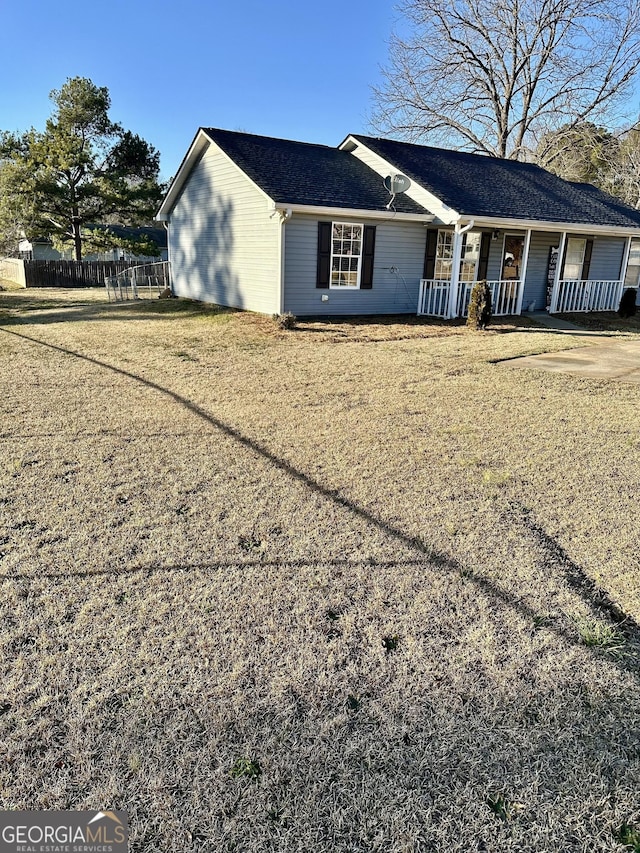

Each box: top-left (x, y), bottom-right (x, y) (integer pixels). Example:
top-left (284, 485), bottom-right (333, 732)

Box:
top-left (318, 221), bottom-right (375, 290)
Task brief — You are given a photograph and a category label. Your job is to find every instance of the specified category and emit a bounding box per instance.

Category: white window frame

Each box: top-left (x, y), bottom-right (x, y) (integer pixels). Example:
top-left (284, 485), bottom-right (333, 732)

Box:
top-left (329, 221), bottom-right (364, 290)
top-left (563, 237), bottom-right (586, 281)
top-left (434, 230), bottom-right (454, 280)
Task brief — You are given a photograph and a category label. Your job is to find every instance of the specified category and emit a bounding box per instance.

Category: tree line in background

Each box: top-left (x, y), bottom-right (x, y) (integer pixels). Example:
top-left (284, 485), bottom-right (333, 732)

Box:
top-left (372, 0), bottom-right (640, 205)
top-left (537, 124), bottom-right (640, 208)
top-left (0, 77), bottom-right (165, 261)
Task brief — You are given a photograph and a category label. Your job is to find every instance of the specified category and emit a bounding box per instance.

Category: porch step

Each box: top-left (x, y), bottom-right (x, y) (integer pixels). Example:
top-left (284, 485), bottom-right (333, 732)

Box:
top-left (527, 312), bottom-right (585, 331)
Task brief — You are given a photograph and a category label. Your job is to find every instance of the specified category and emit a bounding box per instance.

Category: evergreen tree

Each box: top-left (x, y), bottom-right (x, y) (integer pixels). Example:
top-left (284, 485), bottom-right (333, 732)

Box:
top-left (0, 77), bottom-right (164, 260)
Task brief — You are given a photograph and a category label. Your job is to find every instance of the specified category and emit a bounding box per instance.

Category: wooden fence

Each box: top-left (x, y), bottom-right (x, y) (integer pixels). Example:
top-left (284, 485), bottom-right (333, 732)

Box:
top-left (23, 260), bottom-right (144, 288)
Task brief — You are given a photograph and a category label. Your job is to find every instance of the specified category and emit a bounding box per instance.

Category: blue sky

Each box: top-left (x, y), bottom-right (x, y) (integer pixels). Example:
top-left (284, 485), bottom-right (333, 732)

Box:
top-left (1, 0), bottom-right (398, 181)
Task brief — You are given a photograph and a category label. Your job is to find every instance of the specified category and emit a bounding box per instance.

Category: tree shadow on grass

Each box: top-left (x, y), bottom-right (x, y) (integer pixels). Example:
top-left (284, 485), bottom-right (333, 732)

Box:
top-left (0, 296), bottom-right (238, 327)
top-left (1, 325), bottom-right (638, 679)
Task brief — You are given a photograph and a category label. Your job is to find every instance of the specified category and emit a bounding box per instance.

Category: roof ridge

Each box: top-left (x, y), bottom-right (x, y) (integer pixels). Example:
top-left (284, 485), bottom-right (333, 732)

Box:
top-left (202, 127), bottom-right (340, 153)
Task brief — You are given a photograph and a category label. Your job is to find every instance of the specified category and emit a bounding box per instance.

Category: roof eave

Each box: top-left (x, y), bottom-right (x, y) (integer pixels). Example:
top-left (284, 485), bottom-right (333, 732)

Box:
top-left (273, 202), bottom-right (433, 222)
top-left (466, 214), bottom-right (640, 236)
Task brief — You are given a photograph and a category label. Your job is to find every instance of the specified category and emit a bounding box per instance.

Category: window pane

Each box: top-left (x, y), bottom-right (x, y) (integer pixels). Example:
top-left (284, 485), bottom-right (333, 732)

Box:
top-left (564, 238), bottom-right (586, 280)
top-left (460, 262), bottom-right (476, 282)
top-left (463, 232), bottom-right (481, 261)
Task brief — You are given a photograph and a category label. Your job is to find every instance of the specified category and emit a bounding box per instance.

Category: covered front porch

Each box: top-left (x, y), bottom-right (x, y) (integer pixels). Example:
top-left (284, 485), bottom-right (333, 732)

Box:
top-left (417, 223), bottom-right (635, 319)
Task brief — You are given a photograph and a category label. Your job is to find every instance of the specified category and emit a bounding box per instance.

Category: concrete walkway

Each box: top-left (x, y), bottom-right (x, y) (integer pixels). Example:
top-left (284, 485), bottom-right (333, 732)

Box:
top-left (505, 337), bottom-right (640, 383)
top-left (500, 311), bottom-right (640, 383)
top-left (517, 312), bottom-right (617, 339)
top-left (527, 312), bottom-right (586, 332)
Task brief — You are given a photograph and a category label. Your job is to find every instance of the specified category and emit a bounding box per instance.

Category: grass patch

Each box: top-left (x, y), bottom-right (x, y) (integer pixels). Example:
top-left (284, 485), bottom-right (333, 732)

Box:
top-left (231, 758), bottom-right (262, 781)
top-left (615, 822), bottom-right (640, 851)
top-left (574, 617), bottom-right (626, 653)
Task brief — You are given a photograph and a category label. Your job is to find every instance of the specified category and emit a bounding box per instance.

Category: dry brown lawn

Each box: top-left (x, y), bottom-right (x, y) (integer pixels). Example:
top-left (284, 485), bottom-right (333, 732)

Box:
top-left (559, 311), bottom-right (640, 334)
top-left (1, 289), bottom-right (639, 852)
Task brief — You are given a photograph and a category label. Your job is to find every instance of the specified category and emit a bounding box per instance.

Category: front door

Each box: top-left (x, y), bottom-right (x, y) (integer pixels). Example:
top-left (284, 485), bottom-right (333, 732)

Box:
top-left (502, 235), bottom-right (525, 280)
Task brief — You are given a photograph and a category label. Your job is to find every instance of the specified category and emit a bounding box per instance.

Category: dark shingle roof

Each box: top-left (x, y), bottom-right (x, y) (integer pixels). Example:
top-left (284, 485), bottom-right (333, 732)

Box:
top-left (87, 224), bottom-right (167, 248)
top-left (350, 135), bottom-right (640, 228)
top-left (202, 128), bottom-right (427, 214)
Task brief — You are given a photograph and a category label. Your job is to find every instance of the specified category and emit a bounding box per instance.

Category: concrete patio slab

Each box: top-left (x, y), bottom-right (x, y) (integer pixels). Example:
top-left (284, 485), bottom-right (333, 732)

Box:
top-left (503, 339), bottom-right (640, 383)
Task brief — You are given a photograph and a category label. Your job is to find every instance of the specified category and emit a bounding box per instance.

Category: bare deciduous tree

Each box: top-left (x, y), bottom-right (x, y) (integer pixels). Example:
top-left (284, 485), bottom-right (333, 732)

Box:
top-left (536, 122), bottom-right (617, 184)
top-left (372, 0), bottom-right (640, 159)
top-left (604, 129), bottom-right (640, 208)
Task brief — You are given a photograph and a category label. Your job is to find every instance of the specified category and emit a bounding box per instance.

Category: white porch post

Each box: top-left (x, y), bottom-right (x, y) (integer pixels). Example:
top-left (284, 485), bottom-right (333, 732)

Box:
top-left (447, 227), bottom-right (463, 319)
top-left (620, 236), bottom-right (632, 287)
top-left (515, 229), bottom-right (532, 315)
top-left (447, 221), bottom-right (474, 319)
top-left (549, 232), bottom-right (566, 314)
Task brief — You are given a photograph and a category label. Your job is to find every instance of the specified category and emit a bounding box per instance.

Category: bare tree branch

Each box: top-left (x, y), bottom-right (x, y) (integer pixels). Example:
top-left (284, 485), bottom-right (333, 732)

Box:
top-left (371, 0), bottom-right (640, 159)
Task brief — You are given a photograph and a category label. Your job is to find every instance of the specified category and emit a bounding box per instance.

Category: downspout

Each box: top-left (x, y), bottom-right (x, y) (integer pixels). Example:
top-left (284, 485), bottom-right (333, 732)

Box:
top-left (277, 208), bottom-right (292, 315)
top-left (448, 220), bottom-right (474, 319)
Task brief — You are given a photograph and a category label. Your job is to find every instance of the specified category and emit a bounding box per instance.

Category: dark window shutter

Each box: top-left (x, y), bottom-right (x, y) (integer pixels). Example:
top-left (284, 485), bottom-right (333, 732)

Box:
top-left (423, 228), bottom-right (438, 279)
top-left (316, 222), bottom-right (331, 288)
top-left (361, 225), bottom-right (376, 289)
top-left (477, 232), bottom-right (492, 280)
top-left (581, 239), bottom-right (593, 280)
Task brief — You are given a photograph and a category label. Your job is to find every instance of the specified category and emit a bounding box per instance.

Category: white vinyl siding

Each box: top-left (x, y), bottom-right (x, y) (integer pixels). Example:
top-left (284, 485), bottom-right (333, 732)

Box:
top-left (521, 231), bottom-right (561, 311)
top-left (588, 237), bottom-right (626, 282)
top-left (284, 215), bottom-right (427, 315)
top-left (167, 144), bottom-right (280, 314)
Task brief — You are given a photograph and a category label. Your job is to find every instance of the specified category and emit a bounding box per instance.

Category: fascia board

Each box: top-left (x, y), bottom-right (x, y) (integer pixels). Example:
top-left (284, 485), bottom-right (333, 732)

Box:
top-left (274, 203), bottom-right (433, 222)
top-left (467, 215), bottom-right (640, 237)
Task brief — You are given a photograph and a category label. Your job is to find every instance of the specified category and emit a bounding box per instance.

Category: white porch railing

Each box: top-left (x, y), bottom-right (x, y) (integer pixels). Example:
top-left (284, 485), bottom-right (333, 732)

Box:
top-left (418, 279), bottom-right (523, 318)
top-left (417, 279), bottom-right (451, 317)
top-left (552, 279), bottom-right (623, 313)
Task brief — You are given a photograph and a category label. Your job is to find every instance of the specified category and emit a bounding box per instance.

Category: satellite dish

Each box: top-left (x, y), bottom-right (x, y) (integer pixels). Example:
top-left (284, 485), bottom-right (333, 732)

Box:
top-left (384, 174), bottom-right (411, 194)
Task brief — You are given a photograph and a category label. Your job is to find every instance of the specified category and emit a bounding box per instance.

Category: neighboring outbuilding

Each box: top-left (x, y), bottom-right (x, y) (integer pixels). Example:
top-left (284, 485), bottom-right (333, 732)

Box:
top-left (157, 128), bottom-right (640, 318)
top-left (18, 225), bottom-right (167, 263)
